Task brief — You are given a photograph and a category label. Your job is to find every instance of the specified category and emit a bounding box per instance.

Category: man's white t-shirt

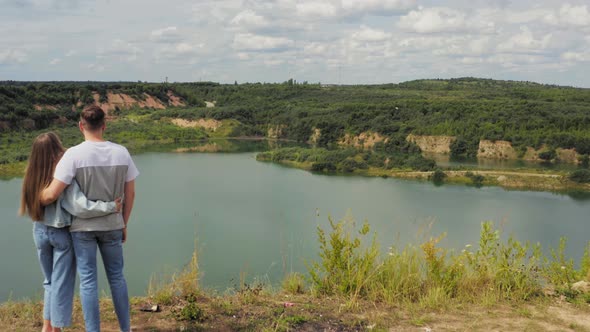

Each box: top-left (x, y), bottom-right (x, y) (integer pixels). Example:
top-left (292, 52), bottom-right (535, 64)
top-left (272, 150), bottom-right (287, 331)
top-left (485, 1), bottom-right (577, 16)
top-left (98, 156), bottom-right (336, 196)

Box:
top-left (54, 140), bottom-right (139, 232)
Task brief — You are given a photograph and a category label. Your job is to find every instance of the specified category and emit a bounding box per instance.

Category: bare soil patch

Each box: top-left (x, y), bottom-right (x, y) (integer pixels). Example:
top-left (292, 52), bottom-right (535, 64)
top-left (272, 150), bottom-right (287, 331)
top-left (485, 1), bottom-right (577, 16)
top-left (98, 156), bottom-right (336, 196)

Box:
top-left (172, 118), bottom-right (222, 131)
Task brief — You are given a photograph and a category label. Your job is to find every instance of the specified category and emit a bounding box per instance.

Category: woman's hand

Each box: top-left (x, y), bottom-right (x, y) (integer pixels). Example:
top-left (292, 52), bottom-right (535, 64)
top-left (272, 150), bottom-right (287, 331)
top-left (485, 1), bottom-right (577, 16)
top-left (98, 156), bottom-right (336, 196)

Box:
top-left (115, 197), bottom-right (123, 213)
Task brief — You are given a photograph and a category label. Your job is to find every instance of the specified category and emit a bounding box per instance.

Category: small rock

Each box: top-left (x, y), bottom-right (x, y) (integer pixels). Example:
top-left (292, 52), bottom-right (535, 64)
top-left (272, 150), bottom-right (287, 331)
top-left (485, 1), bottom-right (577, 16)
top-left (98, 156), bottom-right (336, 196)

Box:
top-left (572, 281), bottom-right (590, 293)
top-left (497, 175), bottom-right (507, 182)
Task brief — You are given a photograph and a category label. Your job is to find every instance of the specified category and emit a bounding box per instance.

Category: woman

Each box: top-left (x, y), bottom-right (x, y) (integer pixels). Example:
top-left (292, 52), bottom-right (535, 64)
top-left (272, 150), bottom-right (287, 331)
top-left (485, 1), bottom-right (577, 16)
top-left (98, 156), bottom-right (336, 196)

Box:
top-left (19, 132), bottom-right (120, 332)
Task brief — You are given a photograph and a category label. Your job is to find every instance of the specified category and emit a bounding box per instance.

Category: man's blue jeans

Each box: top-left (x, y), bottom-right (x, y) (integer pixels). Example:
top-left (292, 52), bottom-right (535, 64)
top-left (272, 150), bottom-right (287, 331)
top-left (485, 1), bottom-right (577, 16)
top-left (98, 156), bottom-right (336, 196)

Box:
top-left (71, 230), bottom-right (130, 332)
top-left (33, 222), bottom-right (76, 328)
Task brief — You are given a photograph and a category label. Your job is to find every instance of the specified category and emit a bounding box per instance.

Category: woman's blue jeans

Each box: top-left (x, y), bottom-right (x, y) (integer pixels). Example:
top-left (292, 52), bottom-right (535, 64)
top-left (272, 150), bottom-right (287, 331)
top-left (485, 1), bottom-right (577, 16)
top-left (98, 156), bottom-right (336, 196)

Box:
top-left (33, 222), bottom-right (76, 328)
top-left (71, 230), bottom-right (130, 332)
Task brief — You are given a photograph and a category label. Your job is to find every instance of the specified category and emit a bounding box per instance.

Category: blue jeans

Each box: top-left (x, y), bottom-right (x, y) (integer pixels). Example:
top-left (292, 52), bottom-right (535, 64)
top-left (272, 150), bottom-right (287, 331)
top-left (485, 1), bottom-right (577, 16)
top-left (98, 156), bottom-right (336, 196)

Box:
top-left (71, 230), bottom-right (130, 332)
top-left (33, 222), bottom-right (76, 328)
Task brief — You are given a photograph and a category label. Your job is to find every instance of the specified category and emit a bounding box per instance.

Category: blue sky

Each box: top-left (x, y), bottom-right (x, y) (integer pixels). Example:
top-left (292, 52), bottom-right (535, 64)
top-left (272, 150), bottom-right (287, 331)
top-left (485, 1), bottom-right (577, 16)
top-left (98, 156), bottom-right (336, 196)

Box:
top-left (1, 0), bottom-right (589, 87)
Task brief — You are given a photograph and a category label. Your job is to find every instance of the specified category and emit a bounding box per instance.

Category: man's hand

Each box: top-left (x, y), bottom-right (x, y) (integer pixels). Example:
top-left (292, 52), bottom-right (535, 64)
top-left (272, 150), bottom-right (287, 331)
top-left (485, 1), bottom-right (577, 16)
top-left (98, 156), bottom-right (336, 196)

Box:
top-left (122, 180), bottom-right (135, 224)
top-left (122, 227), bottom-right (127, 244)
top-left (114, 197), bottom-right (123, 213)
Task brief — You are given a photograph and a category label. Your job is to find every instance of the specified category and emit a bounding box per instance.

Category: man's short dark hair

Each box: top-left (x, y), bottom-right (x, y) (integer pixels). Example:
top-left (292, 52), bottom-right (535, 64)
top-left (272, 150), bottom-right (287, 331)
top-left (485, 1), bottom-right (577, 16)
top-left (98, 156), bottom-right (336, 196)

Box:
top-left (81, 105), bottom-right (106, 131)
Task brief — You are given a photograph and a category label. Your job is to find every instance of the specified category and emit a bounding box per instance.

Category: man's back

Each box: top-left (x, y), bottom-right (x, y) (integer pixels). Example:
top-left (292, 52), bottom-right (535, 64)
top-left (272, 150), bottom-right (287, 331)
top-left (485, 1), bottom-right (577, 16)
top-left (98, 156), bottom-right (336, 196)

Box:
top-left (54, 140), bottom-right (138, 232)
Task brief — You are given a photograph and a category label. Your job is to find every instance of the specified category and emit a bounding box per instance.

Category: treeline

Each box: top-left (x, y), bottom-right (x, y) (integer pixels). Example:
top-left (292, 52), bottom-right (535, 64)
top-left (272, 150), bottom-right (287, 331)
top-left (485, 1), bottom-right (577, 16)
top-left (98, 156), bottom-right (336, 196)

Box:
top-left (2, 78), bottom-right (590, 155)
top-left (142, 78), bottom-right (590, 155)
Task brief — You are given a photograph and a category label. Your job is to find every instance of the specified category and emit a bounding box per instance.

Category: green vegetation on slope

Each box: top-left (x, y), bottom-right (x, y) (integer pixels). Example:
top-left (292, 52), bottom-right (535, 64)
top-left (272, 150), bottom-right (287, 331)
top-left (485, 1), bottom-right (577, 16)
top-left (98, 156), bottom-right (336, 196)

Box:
top-left (3, 78), bottom-right (590, 153)
top-left (0, 119), bottom-right (207, 167)
top-left (2, 78), bottom-right (590, 183)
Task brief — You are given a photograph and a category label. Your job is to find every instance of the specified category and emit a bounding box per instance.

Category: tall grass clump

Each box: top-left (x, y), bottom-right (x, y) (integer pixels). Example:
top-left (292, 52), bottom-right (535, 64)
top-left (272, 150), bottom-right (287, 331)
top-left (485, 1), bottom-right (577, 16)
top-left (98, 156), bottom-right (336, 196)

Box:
top-left (148, 241), bottom-right (200, 304)
top-left (308, 217), bottom-right (589, 308)
top-left (282, 272), bottom-right (305, 294)
top-left (461, 222), bottom-right (542, 301)
top-left (307, 215), bottom-right (380, 304)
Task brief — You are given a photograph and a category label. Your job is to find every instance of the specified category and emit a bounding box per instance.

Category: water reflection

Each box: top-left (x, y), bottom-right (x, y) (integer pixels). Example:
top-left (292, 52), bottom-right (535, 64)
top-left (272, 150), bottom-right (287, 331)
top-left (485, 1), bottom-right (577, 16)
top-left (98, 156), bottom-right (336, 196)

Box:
top-left (426, 153), bottom-right (579, 171)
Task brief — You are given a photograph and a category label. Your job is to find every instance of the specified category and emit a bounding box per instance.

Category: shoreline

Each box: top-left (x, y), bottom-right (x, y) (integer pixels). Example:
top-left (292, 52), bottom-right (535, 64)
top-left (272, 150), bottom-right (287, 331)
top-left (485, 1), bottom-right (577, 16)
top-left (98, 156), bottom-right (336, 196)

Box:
top-left (2, 138), bottom-right (588, 193)
top-left (257, 158), bottom-right (590, 193)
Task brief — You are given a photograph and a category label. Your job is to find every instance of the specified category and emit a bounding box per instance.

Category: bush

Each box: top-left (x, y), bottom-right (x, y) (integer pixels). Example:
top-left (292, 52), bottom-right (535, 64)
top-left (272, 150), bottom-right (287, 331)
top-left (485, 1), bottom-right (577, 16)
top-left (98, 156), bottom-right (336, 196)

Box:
top-left (465, 171), bottom-right (485, 187)
top-left (579, 154), bottom-right (589, 168)
top-left (431, 169), bottom-right (447, 185)
top-left (282, 273), bottom-right (305, 294)
top-left (538, 149), bottom-right (557, 161)
top-left (308, 216), bottom-right (379, 300)
top-left (178, 302), bottom-right (205, 322)
top-left (450, 138), bottom-right (469, 158)
top-left (569, 169), bottom-right (590, 183)
top-left (311, 162), bottom-right (337, 172)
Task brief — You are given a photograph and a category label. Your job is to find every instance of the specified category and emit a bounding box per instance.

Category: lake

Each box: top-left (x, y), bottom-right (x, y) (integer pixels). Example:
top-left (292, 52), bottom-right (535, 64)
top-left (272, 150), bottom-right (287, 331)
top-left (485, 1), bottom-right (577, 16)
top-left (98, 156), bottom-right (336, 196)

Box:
top-left (1, 148), bottom-right (589, 301)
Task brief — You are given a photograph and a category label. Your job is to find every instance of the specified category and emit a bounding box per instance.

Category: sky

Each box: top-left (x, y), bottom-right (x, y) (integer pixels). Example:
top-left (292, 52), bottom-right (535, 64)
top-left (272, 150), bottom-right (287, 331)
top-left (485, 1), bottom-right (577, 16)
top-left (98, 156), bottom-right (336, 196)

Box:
top-left (1, 0), bottom-right (589, 87)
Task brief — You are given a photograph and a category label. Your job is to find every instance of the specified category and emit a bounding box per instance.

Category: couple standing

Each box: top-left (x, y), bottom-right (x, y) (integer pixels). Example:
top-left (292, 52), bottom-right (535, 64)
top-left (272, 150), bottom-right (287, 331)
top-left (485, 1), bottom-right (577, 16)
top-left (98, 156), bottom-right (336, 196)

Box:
top-left (20, 105), bottom-right (139, 332)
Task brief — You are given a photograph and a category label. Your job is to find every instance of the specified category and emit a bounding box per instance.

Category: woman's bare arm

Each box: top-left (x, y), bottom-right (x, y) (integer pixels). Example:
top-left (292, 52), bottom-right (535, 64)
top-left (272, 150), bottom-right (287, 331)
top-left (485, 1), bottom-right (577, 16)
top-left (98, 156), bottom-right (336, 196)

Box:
top-left (40, 179), bottom-right (68, 205)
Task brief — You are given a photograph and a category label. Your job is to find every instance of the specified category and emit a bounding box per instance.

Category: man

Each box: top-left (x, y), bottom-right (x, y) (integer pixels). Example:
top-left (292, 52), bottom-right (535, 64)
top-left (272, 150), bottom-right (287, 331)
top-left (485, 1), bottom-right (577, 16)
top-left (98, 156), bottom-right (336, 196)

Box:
top-left (41, 105), bottom-right (138, 332)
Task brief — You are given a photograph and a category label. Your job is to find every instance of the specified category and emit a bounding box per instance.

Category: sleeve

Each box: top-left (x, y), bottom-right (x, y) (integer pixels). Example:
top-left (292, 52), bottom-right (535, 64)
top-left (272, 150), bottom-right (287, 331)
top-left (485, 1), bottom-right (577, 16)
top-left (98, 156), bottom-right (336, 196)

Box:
top-left (60, 180), bottom-right (118, 218)
top-left (126, 150), bottom-right (139, 182)
top-left (53, 149), bottom-right (76, 185)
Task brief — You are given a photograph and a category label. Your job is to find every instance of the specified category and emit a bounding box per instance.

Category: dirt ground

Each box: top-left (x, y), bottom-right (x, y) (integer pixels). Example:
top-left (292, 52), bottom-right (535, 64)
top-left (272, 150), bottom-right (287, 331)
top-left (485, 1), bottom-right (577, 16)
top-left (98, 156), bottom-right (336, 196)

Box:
top-left (3, 293), bottom-right (590, 331)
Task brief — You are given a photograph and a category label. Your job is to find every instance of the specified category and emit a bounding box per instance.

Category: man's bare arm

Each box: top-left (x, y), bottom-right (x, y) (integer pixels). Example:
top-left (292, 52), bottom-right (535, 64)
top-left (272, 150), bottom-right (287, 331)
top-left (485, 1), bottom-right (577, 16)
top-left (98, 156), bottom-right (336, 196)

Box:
top-left (40, 179), bottom-right (68, 206)
top-left (123, 180), bottom-right (135, 225)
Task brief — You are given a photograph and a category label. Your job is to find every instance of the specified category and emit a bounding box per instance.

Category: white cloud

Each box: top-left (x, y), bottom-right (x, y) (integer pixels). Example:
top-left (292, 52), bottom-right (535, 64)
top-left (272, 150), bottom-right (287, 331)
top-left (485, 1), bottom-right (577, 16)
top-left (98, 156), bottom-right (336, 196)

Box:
top-left (398, 7), bottom-right (466, 33)
top-left (3, 0), bottom-right (83, 10)
top-left (232, 33), bottom-right (294, 51)
top-left (0, 49), bottom-right (27, 64)
top-left (98, 39), bottom-right (142, 62)
top-left (468, 37), bottom-right (492, 55)
top-left (460, 57), bottom-right (484, 65)
top-left (504, 8), bottom-right (551, 24)
top-left (1, 0), bottom-right (590, 86)
top-left (231, 10), bottom-right (269, 29)
top-left (497, 26), bottom-right (552, 53)
top-left (487, 53), bottom-right (551, 66)
top-left (398, 7), bottom-right (495, 34)
top-left (303, 42), bottom-right (329, 56)
top-left (399, 35), bottom-right (492, 57)
top-left (150, 26), bottom-right (182, 43)
top-left (296, 2), bottom-right (338, 18)
top-left (49, 58), bottom-right (61, 65)
top-left (351, 25), bottom-right (391, 42)
top-left (341, 0), bottom-right (415, 14)
top-left (264, 58), bottom-right (285, 66)
top-left (398, 36), bottom-right (447, 50)
top-left (236, 52), bottom-right (250, 60)
top-left (87, 63), bottom-right (106, 72)
top-left (154, 41), bottom-right (205, 63)
top-left (544, 4), bottom-right (590, 27)
top-left (191, 1), bottom-right (244, 24)
top-left (561, 51), bottom-right (590, 62)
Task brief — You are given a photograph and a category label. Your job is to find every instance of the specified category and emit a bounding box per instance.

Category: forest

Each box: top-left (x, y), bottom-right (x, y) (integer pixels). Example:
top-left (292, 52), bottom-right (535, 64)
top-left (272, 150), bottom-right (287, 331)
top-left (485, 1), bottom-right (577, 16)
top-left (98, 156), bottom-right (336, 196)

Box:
top-left (1, 78), bottom-right (589, 166)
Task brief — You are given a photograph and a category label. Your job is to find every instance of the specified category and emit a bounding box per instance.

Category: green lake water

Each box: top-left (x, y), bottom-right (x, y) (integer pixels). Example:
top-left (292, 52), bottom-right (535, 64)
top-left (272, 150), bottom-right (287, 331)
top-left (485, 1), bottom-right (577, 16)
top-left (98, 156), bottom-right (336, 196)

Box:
top-left (1, 149), bottom-right (589, 301)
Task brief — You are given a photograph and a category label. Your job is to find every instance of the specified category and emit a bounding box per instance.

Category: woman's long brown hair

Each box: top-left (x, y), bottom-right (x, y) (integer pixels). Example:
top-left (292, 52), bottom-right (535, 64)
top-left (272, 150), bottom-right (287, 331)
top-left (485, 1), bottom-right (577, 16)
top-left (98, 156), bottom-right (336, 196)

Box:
top-left (19, 132), bottom-right (65, 221)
